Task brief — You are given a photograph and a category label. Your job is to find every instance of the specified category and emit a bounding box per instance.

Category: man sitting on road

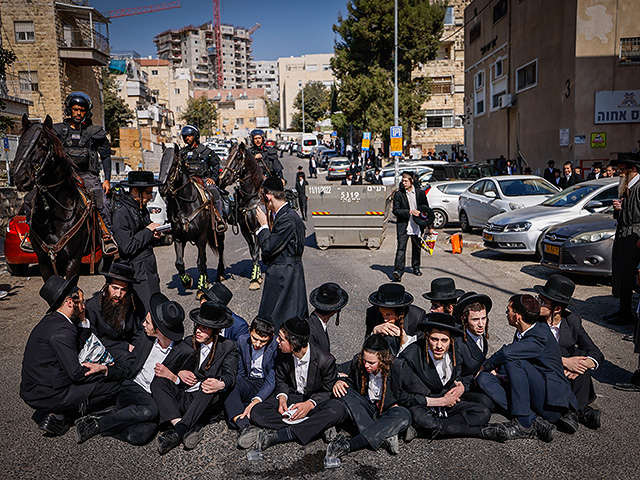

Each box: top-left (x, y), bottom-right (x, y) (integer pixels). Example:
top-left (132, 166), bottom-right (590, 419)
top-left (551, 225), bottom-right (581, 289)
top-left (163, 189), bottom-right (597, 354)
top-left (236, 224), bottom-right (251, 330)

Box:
top-left (306, 282), bottom-right (349, 353)
top-left (201, 283), bottom-right (249, 342)
top-left (422, 278), bottom-right (465, 316)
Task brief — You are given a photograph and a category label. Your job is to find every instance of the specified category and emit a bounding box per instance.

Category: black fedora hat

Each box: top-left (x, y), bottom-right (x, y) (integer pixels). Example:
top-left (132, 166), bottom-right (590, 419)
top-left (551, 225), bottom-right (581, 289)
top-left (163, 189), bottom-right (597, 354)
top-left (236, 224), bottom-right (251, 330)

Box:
top-left (202, 283), bottom-right (233, 308)
top-left (413, 205), bottom-right (435, 229)
top-left (102, 262), bottom-right (139, 284)
top-left (120, 170), bottom-right (162, 188)
top-left (611, 152), bottom-right (640, 167)
top-left (310, 283), bottom-right (349, 311)
top-left (452, 292), bottom-right (492, 322)
top-left (592, 161), bottom-right (603, 168)
top-left (262, 175), bottom-right (284, 192)
top-left (417, 312), bottom-right (464, 336)
top-left (422, 278), bottom-right (465, 302)
top-left (547, 160), bottom-right (555, 165)
top-left (368, 283), bottom-right (413, 309)
top-left (189, 301), bottom-right (234, 330)
top-left (534, 274), bottom-right (575, 306)
top-left (149, 292), bottom-right (185, 342)
top-left (39, 274), bottom-right (79, 313)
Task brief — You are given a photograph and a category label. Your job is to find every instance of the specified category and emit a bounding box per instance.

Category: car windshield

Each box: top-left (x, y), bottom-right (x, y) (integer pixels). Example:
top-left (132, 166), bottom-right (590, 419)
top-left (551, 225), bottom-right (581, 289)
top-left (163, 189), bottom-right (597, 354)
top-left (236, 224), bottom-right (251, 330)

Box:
top-left (331, 160), bottom-right (350, 166)
top-left (541, 184), bottom-right (601, 207)
top-left (497, 178), bottom-right (558, 197)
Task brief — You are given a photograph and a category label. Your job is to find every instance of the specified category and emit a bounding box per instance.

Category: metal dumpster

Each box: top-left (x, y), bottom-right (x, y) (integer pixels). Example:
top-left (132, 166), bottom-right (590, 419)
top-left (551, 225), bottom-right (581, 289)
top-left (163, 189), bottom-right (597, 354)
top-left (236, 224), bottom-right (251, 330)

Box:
top-left (308, 184), bottom-right (393, 250)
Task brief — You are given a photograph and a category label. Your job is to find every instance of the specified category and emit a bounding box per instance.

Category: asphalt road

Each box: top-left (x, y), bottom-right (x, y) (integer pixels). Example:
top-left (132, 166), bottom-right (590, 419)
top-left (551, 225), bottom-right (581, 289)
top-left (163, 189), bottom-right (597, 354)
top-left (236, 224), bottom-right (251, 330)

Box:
top-left (0, 152), bottom-right (638, 479)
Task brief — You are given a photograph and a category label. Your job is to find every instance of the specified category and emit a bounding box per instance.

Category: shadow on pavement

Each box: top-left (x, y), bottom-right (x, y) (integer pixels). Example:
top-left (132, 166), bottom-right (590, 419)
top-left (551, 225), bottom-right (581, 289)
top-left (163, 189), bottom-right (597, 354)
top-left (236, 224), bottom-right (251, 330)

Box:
top-left (593, 359), bottom-right (634, 385)
top-left (370, 263), bottom-right (395, 282)
top-left (241, 449), bottom-right (329, 478)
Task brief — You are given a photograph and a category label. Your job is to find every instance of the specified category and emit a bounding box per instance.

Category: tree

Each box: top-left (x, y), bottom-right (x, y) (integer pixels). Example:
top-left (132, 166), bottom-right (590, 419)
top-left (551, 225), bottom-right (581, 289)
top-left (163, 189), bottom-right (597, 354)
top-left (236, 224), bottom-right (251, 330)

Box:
top-left (332, 0), bottom-right (445, 141)
top-left (291, 81), bottom-right (329, 132)
top-left (180, 96), bottom-right (218, 136)
top-left (266, 99), bottom-right (279, 128)
top-left (0, 46), bottom-right (18, 135)
top-left (102, 70), bottom-right (134, 144)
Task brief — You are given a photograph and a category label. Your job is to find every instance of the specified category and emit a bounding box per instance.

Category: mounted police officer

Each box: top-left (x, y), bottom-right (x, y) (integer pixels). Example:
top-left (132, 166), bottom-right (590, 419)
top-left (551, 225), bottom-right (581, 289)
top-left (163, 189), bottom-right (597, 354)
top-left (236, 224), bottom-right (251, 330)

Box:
top-left (248, 129), bottom-right (283, 179)
top-left (22, 92), bottom-right (117, 255)
top-left (179, 125), bottom-right (226, 232)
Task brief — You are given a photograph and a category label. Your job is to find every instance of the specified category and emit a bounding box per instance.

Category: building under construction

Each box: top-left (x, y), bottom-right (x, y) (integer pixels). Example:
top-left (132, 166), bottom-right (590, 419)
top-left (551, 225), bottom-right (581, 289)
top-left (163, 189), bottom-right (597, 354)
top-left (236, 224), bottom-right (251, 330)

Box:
top-left (154, 22), bottom-right (256, 90)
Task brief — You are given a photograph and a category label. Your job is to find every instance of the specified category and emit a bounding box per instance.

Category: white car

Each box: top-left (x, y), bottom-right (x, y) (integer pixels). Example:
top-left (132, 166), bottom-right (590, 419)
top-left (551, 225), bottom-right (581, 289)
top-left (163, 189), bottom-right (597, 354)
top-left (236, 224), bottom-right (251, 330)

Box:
top-left (458, 175), bottom-right (560, 232)
top-left (371, 165), bottom-right (433, 186)
top-left (424, 180), bottom-right (474, 228)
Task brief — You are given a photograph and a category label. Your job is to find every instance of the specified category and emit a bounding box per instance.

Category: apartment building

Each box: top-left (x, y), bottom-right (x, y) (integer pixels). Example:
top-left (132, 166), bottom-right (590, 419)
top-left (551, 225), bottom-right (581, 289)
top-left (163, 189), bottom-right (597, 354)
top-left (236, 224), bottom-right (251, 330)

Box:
top-left (251, 60), bottom-right (279, 102)
top-left (195, 88), bottom-right (268, 139)
top-left (465, 0), bottom-right (640, 172)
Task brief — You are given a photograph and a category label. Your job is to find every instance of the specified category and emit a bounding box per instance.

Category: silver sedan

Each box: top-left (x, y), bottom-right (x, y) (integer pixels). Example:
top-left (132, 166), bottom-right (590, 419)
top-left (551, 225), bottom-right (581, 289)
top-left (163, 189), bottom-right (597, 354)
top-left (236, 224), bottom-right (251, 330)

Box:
top-left (424, 180), bottom-right (473, 228)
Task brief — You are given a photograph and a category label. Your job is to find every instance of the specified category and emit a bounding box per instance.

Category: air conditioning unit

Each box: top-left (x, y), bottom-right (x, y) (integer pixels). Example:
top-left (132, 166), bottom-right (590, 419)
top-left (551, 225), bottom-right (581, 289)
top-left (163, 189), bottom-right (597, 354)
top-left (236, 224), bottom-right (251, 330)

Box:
top-left (499, 94), bottom-right (513, 108)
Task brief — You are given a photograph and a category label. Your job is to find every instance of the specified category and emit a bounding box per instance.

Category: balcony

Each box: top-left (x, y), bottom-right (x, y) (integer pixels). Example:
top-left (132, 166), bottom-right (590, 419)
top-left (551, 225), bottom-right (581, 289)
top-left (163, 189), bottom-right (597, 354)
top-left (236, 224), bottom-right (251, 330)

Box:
top-left (55, 2), bottom-right (110, 67)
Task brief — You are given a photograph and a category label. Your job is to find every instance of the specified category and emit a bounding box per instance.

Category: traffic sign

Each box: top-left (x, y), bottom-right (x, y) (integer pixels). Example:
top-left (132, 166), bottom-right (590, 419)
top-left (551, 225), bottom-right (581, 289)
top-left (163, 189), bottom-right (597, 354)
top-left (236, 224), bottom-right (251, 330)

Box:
top-left (590, 132), bottom-right (606, 148)
top-left (331, 131), bottom-right (337, 138)
top-left (3, 137), bottom-right (9, 151)
top-left (361, 132), bottom-right (371, 151)
top-left (390, 126), bottom-right (402, 157)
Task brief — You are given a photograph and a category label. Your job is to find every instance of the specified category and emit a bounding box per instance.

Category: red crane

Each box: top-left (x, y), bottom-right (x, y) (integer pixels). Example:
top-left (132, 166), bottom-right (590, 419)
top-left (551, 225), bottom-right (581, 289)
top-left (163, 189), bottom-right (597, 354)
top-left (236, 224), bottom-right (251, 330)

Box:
top-left (212, 0), bottom-right (223, 88)
top-left (105, 1), bottom-right (181, 19)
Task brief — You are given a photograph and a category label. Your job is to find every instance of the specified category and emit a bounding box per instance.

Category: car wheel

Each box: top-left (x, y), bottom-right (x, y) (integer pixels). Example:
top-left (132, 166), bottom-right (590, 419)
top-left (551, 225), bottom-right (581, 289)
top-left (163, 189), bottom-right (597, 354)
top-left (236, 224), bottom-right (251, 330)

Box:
top-left (459, 210), bottom-right (472, 233)
top-left (7, 262), bottom-right (29, 276)
top-left (432, 209), bottom-right (447, 229)
top-left (535, 232), bottom-right (545, 260)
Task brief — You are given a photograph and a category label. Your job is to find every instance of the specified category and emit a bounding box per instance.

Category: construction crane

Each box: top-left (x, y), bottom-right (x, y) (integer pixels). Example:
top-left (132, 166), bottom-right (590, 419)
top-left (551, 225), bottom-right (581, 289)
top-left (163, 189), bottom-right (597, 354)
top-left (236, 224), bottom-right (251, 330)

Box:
top-left (212, 0), bottom-right (223, 88)
top-left (105, 1), bottom-right (181, 19)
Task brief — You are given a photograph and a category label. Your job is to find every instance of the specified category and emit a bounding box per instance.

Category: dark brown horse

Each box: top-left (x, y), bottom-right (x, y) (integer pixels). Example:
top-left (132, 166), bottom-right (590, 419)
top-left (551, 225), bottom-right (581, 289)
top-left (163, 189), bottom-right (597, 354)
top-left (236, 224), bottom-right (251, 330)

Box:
top-left (159, 144), bottom-right (225, 294)
top-left (219, 143), bottom-right (264, 290)
top-left (10, 114), bottom-right (99, 280)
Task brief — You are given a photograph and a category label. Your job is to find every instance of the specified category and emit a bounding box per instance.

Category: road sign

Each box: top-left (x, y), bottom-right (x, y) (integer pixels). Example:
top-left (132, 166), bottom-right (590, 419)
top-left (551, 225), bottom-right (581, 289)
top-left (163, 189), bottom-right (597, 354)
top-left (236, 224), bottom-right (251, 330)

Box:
top-left (331, 131), bottom-right (337, 138)
top-left (361, 132), bottom-right (371, 151)
top-left (590, 132), bottom-right (606, 148)
top-left (3, 137), bottom-right (9, 151)
top-left (390, 126), bottom-right (402, 157)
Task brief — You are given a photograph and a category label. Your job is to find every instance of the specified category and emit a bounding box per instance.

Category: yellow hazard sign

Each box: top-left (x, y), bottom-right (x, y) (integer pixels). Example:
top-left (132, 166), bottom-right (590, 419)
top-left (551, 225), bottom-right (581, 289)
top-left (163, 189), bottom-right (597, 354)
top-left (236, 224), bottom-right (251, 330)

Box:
top-left (590, 132), bottom-right (606, 148)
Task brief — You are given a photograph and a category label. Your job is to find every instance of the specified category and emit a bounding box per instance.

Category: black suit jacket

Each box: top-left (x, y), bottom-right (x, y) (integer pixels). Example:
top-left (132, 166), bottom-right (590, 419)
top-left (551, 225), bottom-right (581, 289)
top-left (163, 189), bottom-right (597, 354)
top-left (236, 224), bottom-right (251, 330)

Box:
top-left (560, 174), bottom-right (584, 189)
top-left (20, 312), bottom-right (95, 407)
top-left (365, 304), bottom-right (426, 338)
top-left (236, 333), bottom-right (278, 401)
top-left (178, 334), bottom-right (239, 391)
top-left (307, 312), bottom-right (331, 352)
top-left (370, 175), bottom-right (383, 185)
top-left (393, 186), bottom-right (433, 231)
top-left (543, 168), bottom-right (556, 183)
top-left (344, 354), bottom-right (424, 410)
top-left (555, 312), bottom-right (604, 366)
top-left (274, 344), bottom-right (337, 405)
top-left (457, 335), bottom-right (488, 383)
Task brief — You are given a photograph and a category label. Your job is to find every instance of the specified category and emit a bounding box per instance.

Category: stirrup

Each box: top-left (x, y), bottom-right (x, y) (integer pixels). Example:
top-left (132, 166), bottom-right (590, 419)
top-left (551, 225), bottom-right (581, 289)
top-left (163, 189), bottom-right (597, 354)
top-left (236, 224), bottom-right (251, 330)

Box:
top-left (20, 234), bottom-right (34, 254)
top-left (215, 218), bottom-right (228, 233)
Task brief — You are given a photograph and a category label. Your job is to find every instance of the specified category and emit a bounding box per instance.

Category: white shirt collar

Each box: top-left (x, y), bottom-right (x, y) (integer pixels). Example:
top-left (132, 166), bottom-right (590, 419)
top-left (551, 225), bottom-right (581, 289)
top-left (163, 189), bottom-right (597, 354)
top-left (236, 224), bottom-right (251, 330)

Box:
top-left (627, 174), bottom-right (640, 190)
top-left (295, 347), bottom-right (311, 365)
top-left (428, 349), bottom-right (452, 384)
top-left (58, 310), bottom-right (90, 329)
top-left (517, 323), bottom-right (536, 340)
top-left (466, 329), bottom-right (484, 350)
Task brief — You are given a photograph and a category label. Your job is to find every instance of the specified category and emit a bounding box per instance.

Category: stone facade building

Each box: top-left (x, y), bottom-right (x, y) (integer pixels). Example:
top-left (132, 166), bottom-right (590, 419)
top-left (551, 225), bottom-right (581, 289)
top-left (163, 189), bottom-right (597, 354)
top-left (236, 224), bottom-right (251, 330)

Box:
top-left (251, 60), bottom-right (279, 102)
top-left (195, 88), bottom-right (268, 139)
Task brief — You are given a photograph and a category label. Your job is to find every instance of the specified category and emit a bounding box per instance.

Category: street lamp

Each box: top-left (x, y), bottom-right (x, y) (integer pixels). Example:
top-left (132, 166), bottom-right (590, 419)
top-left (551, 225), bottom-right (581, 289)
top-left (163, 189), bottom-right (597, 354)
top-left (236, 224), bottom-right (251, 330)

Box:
top-left (298, 80), bottom-right (305, 134)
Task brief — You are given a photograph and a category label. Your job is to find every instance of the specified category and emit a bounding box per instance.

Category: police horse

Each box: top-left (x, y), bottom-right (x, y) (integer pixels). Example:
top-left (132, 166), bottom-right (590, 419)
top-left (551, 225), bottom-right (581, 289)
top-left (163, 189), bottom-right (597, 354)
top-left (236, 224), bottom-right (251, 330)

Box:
top-left (159, 145), bottom-right (225, 295)
top-left (11, 114), bottom-right (101, 280)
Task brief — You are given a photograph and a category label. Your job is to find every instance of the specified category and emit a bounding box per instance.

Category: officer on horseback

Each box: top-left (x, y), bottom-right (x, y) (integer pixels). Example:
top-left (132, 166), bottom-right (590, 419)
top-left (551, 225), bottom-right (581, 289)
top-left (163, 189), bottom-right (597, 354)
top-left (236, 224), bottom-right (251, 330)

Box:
top-left (180, 125), bottom-right (226, 232)
top-left (248, 129), bottom-right (283, 179)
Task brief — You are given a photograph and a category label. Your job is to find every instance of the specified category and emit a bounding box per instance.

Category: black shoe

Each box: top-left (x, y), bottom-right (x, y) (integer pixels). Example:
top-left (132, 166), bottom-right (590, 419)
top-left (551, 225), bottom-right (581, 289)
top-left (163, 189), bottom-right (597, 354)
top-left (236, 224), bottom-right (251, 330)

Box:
top-left (501, 419), bottom-right (536, 440)
top-left (326, 434), bottom-right (351, 458)
top-left (157, 429), bottom-right (182, 455)
top-left (237, 425), bottom-right (260, 449)
top-left (532, 416), bottom-right (556, 443)
top-left (413, 268), bottom-right (422, 276)
top-left (322, 426), bottom-right (337, 443)
top-left (480, 423), bottom-right (508, 443)
top-left (556, 411), bottom-right (579, 434)
top-left (403, 425), bottom-right (417, 443)
top-left (183, 425), bottom-right (205, 450)
top-left (392, 271), bottom-right (402, 282)
top-left (75, 416), bottom-right (100, 444)
top-left (607, 315), bottom-right (634, 326)
top-left (39, 413), bottom-right (69, 437)
top-left (578, 406), bottom-right (601, 430)
top-left (381, 434), bottom-right (399, 455)
top-left (614, 372), bottom-right (640, 392)
top-left (256, 428), bottom-right (279, 451)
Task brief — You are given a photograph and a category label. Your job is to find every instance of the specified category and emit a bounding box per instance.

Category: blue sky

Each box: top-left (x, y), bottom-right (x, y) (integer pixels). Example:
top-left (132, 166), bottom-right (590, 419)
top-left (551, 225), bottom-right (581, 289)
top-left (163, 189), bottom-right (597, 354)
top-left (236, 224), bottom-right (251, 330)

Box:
top-left (90, 0), bottom-right (348, 60)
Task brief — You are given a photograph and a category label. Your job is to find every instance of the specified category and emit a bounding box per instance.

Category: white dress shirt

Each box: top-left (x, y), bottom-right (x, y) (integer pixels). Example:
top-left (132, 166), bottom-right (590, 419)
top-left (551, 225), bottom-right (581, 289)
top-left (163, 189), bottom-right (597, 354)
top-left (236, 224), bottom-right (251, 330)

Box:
top-left (367, 371), bottom-right (384, 401)
top-left (466, 329), bottom-right (484, 352)
top-left (250, 345), bottom-right (266, 379)
top-left (186, 341), bottom-right (213, 393)
top-left (294, 347), bottom-right (311, 394)
top-left (133, 338), bottom-right (174, 393)
top-left (428, 350), bottom-right (452, 385)
top-left (405, 188), bottom-right (420, 236)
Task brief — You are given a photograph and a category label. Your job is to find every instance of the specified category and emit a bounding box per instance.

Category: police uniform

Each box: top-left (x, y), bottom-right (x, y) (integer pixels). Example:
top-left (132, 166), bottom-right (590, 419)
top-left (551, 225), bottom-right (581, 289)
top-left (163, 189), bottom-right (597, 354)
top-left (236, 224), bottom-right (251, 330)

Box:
top-left (180, 142), bottom-right (225, 225)
top-left (248, 143), bottom-right (284, 178)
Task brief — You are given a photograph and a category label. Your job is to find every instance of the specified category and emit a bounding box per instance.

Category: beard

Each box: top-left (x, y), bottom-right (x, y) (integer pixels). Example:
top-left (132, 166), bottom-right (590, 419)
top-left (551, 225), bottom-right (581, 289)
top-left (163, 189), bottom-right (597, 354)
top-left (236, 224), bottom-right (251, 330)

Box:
top-left (101, 290), bottom-right (133, 333)
top-left (619, 172), bottom-right (630, 197)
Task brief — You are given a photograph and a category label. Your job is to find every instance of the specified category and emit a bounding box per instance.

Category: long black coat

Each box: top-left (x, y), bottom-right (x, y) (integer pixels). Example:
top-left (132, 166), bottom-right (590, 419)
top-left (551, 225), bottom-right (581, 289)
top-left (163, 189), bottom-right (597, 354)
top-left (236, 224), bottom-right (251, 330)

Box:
top-left (177, 335), bottom-right (239, 389)
top-left (258, 204), bottom-right (308, 329)
top-left (392, 186), bottom-right (433, 232)
top-left (556, 312), bottom-right (604, 365)
top-left (20, 312), bottom-right (100, 411)
top-left (307, 312), bottom-right (331, 352)
top-left (457, 335), bottom-right (488, 384)
top-left (86, 290), bottom-right (145, 362)
top-left (112, 194), bottom-right (160, 310)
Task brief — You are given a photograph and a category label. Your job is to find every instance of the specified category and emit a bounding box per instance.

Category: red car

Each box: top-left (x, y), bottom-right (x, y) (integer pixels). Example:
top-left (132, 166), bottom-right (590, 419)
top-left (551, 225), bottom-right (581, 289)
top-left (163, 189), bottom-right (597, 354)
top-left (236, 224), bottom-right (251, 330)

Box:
top-left (4, 215), bottom-right (102, 276)
top-left (265, 139), bottom-right (277, 148)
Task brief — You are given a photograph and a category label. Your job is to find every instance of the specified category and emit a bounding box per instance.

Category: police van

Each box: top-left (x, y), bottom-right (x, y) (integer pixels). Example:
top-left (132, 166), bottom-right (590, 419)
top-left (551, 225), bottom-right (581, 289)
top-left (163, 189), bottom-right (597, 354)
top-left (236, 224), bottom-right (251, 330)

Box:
top-left (299, 133), bottom-right (318, 157)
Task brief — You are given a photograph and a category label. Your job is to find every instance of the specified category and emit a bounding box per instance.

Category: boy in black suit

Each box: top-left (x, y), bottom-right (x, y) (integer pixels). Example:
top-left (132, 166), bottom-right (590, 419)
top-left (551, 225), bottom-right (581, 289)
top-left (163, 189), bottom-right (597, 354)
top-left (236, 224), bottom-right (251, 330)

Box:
top-left (306, 282), bottom-right (349, 353)
top-left (248, 317), bottom-right (346, 453)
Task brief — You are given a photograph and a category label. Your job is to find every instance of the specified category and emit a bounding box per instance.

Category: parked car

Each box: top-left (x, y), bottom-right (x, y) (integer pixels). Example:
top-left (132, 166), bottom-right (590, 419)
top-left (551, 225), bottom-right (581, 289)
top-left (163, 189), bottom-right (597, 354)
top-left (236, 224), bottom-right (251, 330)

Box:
top-left (299, 133), bottom-right (318, 157)
top-left (320, 149), bottom-right (340, 168)
top-left (458, 175), bottom-right (559, 232)
top-left (265, 139), bottom-right (276, 148)
top-left (364, 160), bottom-right (447, 183)
top-left (540, 206), bottom-right (615, 277)
top-left (366, 165), bottom-right (433, 186)
top-left (311, 145), bottom-right (328, 163)
top-left (4, 214), bottom-right (102, 276)
top-left (424, 180), bottom-right (474, 228)
top-left (481, 177), bottom-right (618, 256)
top-left (212, 146), bottom-right (229, 163)
top-left (420, 162), bottom-right (501, 182)
top-left (326, 158), bottom-right (351, 180)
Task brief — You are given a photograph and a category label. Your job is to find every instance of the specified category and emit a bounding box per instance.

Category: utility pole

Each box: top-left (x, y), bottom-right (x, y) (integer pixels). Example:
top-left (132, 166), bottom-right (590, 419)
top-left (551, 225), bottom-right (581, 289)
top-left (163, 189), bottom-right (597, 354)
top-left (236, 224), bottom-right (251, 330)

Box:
top-left (393, 0), bottom-right (399, 181)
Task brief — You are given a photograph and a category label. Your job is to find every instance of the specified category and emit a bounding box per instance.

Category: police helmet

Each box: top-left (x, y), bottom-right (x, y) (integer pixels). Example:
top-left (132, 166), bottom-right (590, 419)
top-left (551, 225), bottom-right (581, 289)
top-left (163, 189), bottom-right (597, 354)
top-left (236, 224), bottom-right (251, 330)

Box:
top-left (181, 125), bottom-right (200, 142)
top-left (64, 91), bottom-right (93, 122)
top-left (250, 129), bottom-right (265, 147)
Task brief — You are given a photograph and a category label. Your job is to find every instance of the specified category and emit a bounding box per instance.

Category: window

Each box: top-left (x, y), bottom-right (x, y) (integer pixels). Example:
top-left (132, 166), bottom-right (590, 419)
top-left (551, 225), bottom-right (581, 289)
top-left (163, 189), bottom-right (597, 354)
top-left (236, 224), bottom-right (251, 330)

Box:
top-left (431, 76), bottom-right (453, 94)
top-left (19, 71), bottom-right (38, 92)
top-left (493, 59), bottom-right (504, 79)
top-left (475, 71), bottom-right (484, 89)
top-left (174, 88), bottom-right (180, 94)
top-left (492, 90), bottom-right (507, 109)
top-left (493, 0), bottom-right (508, 23)
top-left (420, 109), bottom-right (455, 129)
top-left (14, 21), bottom-right (35, 42)
top-left (591, 186), bottom-right (619, 207)
top-left (444, 6), bottom-right (455, 25)
top-left (470, 23), bottom-right (481, 44)
top-left (620, 37), bottom-right (640, 65)
top-left (323, 64), bottom-right (332, 71)
top-left (468, 181), bottom-right (484, 194)
top-left (176, 107), bottom-right (181, 112)
top-left (516, 59), bottom-right (537, 92)
top-left (151, 70), bottom-right (158, 75)
top-left (306, 64), bottom-right (318, 71)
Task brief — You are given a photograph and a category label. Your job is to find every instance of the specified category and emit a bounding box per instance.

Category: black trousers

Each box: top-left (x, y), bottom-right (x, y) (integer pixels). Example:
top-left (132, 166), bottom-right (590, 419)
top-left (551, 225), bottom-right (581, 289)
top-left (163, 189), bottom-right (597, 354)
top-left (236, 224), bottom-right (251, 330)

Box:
top-left (570, 370), bottom-right (597, 411)
top-left (97, 380), bottom-right (159, 445)
top-left (410, 401), bottom-right (490, 438)
top-left (298, 196), bottom-right (308, 220)
top-left (28, 377), bottom-right (120, 418)
top-left (223, 375), bottom-right (265, 428)
top-left (151, 377), bottom-right (223, 429)
top-left (251, 393), bottom-right (346, 445)
top-left (394, 229), bottom-right (421, 273)
top-left (339, 388), bottom-right (412, 450)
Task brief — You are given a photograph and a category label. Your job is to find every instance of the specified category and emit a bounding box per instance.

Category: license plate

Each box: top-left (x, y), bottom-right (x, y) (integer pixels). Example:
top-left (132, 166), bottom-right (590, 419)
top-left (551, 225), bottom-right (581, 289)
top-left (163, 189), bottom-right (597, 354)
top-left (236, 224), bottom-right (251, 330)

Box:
top-left (544, 244), bottom-right (560, 255)
top-left (483, 232), bottom-right (494, 241)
